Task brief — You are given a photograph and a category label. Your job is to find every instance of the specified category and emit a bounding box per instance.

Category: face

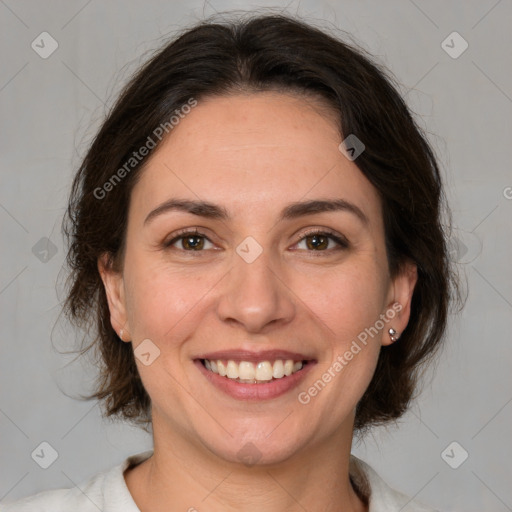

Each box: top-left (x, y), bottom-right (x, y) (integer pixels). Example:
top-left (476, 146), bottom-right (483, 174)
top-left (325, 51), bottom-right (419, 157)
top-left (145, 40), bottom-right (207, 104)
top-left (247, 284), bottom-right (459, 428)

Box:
top-left (100, 92), bottom-right (417, 466)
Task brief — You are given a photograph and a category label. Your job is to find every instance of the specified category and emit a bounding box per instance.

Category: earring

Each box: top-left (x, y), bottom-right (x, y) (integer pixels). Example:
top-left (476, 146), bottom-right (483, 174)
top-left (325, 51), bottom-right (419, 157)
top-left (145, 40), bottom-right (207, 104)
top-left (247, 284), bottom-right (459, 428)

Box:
top-left (119, 329), bottom-right (124, 341)
top-left (388, 328), bottom-right (400, 342)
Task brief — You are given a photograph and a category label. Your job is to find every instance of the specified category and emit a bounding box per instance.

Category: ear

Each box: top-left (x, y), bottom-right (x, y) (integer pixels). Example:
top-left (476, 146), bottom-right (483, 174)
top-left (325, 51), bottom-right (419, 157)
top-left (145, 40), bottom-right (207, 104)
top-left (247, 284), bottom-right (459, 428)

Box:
top-left (382, 259), bottom-right (418, 347)
top-left (97, 252), bottom-right (130, 342)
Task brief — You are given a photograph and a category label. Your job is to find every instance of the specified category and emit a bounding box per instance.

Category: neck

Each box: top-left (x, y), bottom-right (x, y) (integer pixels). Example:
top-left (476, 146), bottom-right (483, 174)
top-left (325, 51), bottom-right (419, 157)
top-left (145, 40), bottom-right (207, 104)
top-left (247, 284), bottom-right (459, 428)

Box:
top-left (124, 415), bottom-right (368, 512)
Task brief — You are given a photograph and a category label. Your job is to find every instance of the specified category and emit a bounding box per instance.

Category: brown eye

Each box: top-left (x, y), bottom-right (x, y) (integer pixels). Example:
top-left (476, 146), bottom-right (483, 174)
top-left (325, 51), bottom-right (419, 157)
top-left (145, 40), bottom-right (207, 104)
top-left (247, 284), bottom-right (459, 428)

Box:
top-left (180, 234), bottom-right (205, 250)
top-left (164, 230), bottom-right (214, 251)
top-left (305, 233), bottom-right (329, 250)
top-left (295, 230), bottom-right (349, 252)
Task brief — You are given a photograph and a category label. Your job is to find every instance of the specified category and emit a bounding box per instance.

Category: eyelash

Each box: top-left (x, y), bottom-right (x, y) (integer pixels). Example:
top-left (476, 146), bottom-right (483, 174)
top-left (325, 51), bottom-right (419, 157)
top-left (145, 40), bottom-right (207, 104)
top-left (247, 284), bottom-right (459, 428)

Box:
top-left (163, 228), bottom-right (349, 254)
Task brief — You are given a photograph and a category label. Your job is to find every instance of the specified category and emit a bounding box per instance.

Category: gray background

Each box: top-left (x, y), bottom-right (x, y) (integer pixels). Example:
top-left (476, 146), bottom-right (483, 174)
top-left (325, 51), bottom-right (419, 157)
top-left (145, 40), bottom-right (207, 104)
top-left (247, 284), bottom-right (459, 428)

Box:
top-left (1, 1), bottom-right (511, 511)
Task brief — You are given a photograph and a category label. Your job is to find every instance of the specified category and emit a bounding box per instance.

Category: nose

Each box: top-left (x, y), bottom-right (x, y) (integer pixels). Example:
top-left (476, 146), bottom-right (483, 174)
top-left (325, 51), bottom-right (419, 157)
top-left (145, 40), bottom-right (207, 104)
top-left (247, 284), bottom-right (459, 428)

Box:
top-left (215, 248), bottom-right (296, 334)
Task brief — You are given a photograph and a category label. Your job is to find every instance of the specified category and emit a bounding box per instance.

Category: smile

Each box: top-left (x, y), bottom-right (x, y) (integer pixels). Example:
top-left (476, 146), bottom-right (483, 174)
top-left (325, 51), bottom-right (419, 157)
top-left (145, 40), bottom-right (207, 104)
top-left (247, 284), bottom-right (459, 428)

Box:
top-left (195, 349), bottom-right (315, 400)
top-left (202, 358), bottom-right (305, 384)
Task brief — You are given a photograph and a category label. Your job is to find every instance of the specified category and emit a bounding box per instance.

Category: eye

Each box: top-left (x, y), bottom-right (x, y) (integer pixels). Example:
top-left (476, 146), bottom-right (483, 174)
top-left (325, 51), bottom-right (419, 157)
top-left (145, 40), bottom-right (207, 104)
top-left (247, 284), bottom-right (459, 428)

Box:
top-left (293, 229), bottom-right (349, 252)
top-left (164, 229), bottom-right (214, 251)
top-left (163, 228), bottom-right (349, 253)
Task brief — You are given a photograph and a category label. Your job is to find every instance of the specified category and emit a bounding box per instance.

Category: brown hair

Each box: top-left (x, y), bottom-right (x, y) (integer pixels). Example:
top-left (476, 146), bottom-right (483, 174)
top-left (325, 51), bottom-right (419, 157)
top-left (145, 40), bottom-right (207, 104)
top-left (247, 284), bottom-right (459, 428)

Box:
top-left (62, 13), bottom-right (462, 432)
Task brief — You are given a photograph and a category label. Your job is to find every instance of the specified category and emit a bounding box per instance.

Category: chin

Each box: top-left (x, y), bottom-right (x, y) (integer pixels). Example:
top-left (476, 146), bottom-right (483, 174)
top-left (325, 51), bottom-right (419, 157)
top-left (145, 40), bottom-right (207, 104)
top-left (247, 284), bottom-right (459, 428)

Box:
top-left (211, 437), bottom-right (301, 467)
top-left (192, 418), bottom-right (315, 468)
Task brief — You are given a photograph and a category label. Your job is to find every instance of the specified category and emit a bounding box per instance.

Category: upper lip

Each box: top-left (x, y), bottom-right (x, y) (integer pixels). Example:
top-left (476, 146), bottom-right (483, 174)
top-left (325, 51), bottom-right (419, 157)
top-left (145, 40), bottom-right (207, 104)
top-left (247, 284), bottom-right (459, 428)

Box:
top-left (196, 349), bottom-right (315, 363)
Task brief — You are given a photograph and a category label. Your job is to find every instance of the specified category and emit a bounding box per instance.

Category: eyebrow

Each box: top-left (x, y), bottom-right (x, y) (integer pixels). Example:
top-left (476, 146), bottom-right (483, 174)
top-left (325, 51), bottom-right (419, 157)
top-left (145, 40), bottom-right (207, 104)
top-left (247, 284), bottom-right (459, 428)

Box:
top-left (144, 198), bottom-right (369, 226)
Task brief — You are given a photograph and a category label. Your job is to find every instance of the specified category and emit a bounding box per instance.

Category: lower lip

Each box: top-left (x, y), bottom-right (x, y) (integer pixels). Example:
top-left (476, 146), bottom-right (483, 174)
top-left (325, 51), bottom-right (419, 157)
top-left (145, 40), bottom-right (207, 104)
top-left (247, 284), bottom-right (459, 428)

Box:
top-left (194, 360), bottom-right (315, 401)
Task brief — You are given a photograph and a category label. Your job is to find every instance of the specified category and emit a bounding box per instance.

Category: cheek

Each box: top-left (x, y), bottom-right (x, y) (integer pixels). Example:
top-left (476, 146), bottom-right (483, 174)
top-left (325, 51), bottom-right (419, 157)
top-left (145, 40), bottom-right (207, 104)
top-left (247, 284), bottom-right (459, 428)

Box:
top-left (301, 258), bottom-right (388, 386)
top-left (122, 256), bottom-right (242, 378)
top-left (300, 259), bottom-right (389, 336)
top-left (123, 256), bottom-right (208, 341)
top-left (301, 268), bottom-right (386, 410)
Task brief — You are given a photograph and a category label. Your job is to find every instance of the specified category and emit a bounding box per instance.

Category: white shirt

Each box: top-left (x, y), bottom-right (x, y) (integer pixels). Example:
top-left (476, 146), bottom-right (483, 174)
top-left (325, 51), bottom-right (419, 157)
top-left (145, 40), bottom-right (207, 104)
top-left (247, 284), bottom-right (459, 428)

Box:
top-left (1, 451), bottom-right (438, 511)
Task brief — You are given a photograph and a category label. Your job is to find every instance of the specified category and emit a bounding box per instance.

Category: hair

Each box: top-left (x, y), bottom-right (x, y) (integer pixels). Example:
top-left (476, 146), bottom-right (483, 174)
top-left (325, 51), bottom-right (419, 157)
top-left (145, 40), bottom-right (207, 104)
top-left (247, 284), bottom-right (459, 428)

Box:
top-left (62, 12), bottom-right (462, 433)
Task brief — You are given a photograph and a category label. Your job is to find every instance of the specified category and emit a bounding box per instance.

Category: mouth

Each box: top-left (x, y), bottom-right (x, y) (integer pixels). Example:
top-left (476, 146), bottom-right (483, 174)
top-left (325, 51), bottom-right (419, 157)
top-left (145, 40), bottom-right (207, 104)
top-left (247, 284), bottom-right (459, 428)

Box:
top-left (194, 350), bottom-right (316, 400)
top-left (200, 357), bottom-right (308, 384)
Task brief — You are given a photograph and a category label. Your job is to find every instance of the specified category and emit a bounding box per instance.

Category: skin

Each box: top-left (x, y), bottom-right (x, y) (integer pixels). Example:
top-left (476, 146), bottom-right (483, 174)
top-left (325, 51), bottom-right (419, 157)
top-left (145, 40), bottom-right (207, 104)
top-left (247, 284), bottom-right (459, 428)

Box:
top-left (99, 91), bottom-right (417, 512)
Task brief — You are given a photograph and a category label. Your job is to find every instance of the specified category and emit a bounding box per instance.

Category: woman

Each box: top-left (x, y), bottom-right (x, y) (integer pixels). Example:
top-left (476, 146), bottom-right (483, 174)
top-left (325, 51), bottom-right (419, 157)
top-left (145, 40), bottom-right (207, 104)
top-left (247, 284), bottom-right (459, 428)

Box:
top-left (4, 13), bottom-right (458, 512)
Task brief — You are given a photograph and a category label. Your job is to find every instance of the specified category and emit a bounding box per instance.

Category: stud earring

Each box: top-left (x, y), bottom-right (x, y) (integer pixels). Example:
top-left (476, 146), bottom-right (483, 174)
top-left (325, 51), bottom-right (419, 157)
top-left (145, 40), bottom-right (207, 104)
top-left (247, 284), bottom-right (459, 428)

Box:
top-left (388, 328), bottom-right (400, 342)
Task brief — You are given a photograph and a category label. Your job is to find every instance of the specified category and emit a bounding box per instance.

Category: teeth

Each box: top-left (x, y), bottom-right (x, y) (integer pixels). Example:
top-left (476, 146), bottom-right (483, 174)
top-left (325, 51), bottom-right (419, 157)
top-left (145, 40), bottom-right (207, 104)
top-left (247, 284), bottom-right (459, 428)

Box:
top-left (218, 361), bottom-right (227, 377)
top-left (239, 361), bottom-right (255, 380)
top-left (226, 360), bottom-right (238, 379)
top-left (255, 361), bottom-right (273, 381)
top-left (203, 358), bottom-right (304, 383)
top-left (273, 360), bottom-right (284, 378)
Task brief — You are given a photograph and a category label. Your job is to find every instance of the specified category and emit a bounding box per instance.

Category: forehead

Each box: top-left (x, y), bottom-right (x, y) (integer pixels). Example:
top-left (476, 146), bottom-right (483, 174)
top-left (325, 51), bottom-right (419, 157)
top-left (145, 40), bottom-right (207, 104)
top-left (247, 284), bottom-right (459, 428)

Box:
top-left (130, 92), bottom-right (382, 228)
